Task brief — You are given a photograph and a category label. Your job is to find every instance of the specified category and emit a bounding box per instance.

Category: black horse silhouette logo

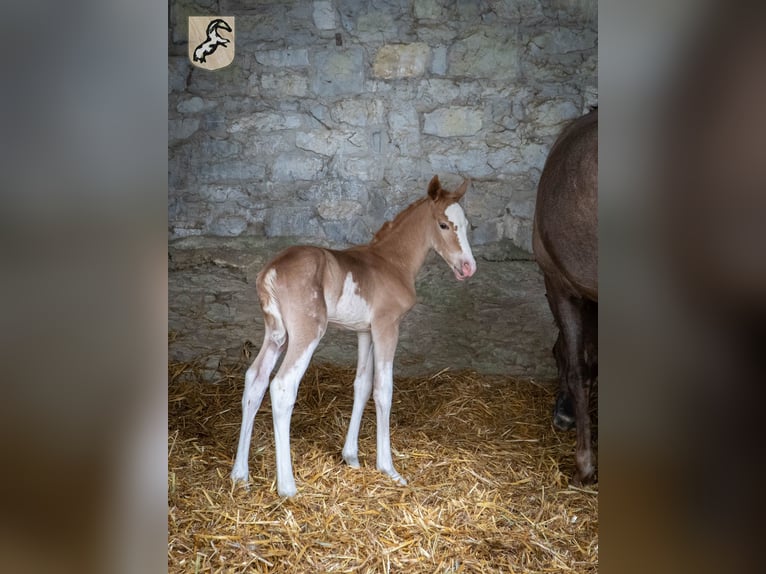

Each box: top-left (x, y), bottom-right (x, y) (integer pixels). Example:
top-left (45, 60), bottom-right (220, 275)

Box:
top-left (192, 19), bottom-right (232, 64)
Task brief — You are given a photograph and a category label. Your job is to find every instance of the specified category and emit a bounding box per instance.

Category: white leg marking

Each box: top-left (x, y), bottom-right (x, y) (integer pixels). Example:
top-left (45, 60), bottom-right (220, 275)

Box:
top-left (270, 339), bottom-right (320, 497)
top-left (231, 339), bottom-right (282, 484)
top-left (342, 331), bottom-right (373, 468)
top-left (373, 360), bottom-right (407, 486)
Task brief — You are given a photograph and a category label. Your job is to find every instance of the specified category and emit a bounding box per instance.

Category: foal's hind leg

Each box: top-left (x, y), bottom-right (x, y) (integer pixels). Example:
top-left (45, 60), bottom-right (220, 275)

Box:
top-left (270, 322), bottom-right (326, 497)
top-left (231, 330), bottom-right (283, 484)
top-left (342, 331), bottom-right (374, 468)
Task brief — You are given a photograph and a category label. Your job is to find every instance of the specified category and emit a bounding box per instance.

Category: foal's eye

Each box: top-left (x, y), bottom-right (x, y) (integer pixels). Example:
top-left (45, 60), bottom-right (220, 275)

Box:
top-left (439, 222), bottom-right (449, 230)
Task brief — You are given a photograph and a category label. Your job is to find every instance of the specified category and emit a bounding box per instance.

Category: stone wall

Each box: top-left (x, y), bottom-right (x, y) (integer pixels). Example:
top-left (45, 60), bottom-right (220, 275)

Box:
top-left (169, 0), bottom-right (597, 251)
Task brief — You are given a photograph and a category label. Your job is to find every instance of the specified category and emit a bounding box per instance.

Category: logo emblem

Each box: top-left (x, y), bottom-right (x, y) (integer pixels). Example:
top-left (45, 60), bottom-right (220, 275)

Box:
top-left (189, 16), bottom-right (235, 70)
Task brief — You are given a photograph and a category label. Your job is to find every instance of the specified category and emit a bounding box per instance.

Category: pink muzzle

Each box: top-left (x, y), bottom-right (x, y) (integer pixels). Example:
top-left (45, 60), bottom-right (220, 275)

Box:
top-left (454, 258), bottom-right (476, 281)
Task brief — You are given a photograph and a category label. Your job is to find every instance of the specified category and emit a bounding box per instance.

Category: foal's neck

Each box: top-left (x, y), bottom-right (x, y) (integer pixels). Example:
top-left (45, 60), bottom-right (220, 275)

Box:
top-left (366, 199), bottom-right (433, 283)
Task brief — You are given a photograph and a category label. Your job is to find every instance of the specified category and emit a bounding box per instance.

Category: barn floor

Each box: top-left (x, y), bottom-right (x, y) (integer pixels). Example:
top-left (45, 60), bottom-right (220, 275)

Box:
top-left (168, 361), bottom-right (598, 573)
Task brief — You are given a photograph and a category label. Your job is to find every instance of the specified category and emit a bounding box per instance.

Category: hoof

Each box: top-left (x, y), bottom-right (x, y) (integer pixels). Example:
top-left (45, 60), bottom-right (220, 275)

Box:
top-left (342, 452), bottom-right (361, 469)
top-left (572, 460), bottom-right (597, 487)
top-left (231, 466), bottom-right (249, 485)
top-left (571, 470), bottom-right (597, 487)
top-left (552, 392), bottom-right (576, 431)
top-left (277, 481), bottom-right (297, 498)
top-left (387, 470), bottom-right (408, 486)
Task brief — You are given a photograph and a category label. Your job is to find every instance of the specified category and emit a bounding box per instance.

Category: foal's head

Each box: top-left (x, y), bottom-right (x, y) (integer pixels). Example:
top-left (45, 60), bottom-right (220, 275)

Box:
top-left (427, 175), bottom-right (477, 281)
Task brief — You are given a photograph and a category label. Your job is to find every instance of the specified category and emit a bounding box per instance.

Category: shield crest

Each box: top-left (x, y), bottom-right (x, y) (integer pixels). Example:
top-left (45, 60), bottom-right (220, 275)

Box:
top-left (188, 16), bottom-right (235, 70)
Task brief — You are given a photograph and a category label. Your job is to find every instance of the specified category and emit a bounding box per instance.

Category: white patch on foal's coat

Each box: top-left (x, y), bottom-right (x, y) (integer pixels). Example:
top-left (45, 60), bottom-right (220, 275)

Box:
top-left (261, 268), bottom-right (286, 346)
top-left (271, 338), bottom-right (320, 497)
top-left (328, 272), bottom-right (372, 331)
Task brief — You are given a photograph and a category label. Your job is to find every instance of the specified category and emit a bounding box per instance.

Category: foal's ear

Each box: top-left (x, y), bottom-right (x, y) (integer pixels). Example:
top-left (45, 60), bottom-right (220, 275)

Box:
top-left (427, 175), bottom-right (441, 200)
top-left (452, 178), bottom-right (470, 200)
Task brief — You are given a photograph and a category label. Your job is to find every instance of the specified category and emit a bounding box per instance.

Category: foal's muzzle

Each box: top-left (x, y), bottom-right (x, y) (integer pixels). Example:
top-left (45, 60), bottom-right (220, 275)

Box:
top-left (453, 259), bottom-right (476, 281)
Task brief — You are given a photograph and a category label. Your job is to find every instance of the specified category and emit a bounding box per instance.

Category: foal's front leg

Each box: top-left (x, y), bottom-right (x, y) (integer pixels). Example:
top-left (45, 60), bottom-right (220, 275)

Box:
top-left (371, 322), bottom-right (407, 486)
top-left (342, 331), bottom-right (373, 468)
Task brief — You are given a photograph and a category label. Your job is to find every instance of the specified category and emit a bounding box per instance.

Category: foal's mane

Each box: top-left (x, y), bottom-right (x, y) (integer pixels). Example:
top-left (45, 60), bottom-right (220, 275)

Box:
top-left (370, 196), bottom-right (430, 245)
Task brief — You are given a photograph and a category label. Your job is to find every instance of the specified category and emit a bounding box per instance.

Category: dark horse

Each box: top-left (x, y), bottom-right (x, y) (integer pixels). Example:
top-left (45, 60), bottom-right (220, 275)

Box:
top-left (532, 109), bottom-right (598, 485)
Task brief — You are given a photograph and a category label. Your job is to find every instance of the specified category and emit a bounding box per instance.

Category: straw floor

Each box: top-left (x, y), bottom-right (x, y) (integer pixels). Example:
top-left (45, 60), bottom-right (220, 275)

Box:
top-left (169, 357), bottom-right (598, 573)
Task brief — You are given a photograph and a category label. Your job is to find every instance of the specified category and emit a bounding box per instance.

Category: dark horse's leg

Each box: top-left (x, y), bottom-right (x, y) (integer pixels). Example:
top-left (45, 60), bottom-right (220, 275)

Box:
top-left (546, 277), bottom-right (596, 485)
top-left (552, 332), bottom-right (576, 430)
top-left (553, 302), bottom-right (597, 431)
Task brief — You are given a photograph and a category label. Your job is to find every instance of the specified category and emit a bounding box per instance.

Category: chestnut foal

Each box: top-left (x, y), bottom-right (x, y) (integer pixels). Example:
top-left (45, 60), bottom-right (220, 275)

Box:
top-left (231, 176), bottom-right (476, 496)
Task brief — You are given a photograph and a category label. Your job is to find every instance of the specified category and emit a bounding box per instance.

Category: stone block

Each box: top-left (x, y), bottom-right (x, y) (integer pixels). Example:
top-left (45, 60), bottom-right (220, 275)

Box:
top-left (187, 65), bottom-right (249, 97)
top-left (208, 215), bottom-right (248, 237)
top-left (168, 57), bottom-right (190, 93)
top-left (176, 96), bottom-right (207, 114)
top-left (330, 98), bottom-right (385, 127)
top-left (239, 133), bottom-right (294, 159)
top-left (504, 216), bottom-right (534, 253)
top-left (414, 0), bottom-right (449, 20)
top-left (231, 112), bottom-right (305, 133)
top-left (254, 48), bottom-right (310, 67)
top-left (449, 31), bottom-right (520, 80)
top-left (199, 112), bottom-right (229, 139)
top-left (337, 156), bottom-right (384, 182)
top-left (515, 141), bottom-right (550, 173)
top-left (423, 107), bottom-right (483, 137)
top-left (264, 207), bottom-right (324, 238)
top-left (168, 118), bottom-right (200, 143)
top-left (273, 154), bottom-right (325, 182)
top-left (431, 45), bottom-right (448, 75)
top-left (198, 161), bottom-right (267, 183)
top-left (260, 73), bottom-right (309, 98)
top-left (492, 0), bottom-right (544, 21)
top-left (471, 220), bottom-right (503, 245)
top-left (312, 48), bottom-right (364, 96)
top-left (313, 1), bottom-right (336, 30)
top-left (317, 200), bottom-right (363, 220)
top-left (235, 5), bottom-right (287, 45)
top-left (417, 78), bottom-right (470, 105)
top-left (427, 148), bottom-right (494, 178)
top-left (322, 217), bottom-right (371, 245)
top-left (295, 130), bottom-right (364, 156)
top-left (198, 139), bottom-right (241, 161)
top-left (388, 107), bottom-right (420, 154)
top-left (198, 186), bottom-right (250, 204)
top-left (523, 27), bottom-right (597, 81)
top-left (355, 11), bottom-right (398, 42)
top-left (388, 107), bottom-right (418, 133)
top-left (526, 98), bottom-right (580, 135)
top-left (544, 0), bottom-right (597, 24)
top-left (373, 43), bottom-right (430, 79)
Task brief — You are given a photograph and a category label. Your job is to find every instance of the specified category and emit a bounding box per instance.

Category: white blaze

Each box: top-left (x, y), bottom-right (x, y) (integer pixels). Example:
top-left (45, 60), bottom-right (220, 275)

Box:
top-left (444, 203), bottom-right (475, 265)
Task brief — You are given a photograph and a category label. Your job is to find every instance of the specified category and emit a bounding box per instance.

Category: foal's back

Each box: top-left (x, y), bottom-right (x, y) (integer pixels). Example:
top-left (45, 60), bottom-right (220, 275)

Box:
top-left (256, 244), bottom-right (415, 334)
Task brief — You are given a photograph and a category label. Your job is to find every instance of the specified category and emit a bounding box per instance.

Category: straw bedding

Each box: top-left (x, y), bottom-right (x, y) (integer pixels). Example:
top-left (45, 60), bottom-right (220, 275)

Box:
top-left (169, 356), bottom-right (598, 573)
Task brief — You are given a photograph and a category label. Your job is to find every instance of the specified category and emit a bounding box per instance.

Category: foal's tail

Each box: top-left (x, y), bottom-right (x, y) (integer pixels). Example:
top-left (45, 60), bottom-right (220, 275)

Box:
top-left (256, 266), bottom-right (287, 349)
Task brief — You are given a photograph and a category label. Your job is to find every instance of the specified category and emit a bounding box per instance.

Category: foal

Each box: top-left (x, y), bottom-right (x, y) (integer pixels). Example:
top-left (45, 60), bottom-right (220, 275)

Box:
top-left (232, 176), bottom-right (476, 497)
